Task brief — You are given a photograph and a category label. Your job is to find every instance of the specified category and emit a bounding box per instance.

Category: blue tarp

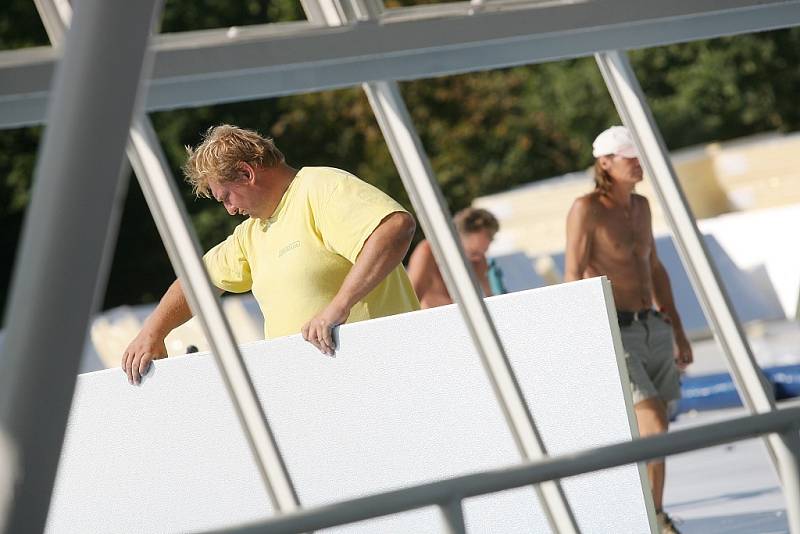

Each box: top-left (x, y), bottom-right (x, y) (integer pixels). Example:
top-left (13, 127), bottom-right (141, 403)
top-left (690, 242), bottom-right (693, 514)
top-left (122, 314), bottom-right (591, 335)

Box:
top-left (677, 365), bottom-right (800, 414)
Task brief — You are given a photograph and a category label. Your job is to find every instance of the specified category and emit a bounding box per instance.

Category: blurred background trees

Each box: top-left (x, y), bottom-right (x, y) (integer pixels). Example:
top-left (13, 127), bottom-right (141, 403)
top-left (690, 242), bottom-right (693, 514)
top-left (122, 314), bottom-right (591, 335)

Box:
top-left (1, 0), bottom-right (799, 318)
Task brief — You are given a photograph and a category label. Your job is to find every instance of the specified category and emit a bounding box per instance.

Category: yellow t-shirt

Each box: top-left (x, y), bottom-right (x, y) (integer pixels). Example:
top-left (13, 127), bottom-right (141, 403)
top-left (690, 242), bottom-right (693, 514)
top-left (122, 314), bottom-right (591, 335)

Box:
top-left (204, 167), bottom-right (420, 339)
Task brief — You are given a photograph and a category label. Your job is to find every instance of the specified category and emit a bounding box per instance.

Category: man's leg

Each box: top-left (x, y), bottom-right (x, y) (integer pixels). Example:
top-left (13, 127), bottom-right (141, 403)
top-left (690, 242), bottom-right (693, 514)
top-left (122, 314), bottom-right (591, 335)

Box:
top-left (634, 396), bottom-right (669, 510)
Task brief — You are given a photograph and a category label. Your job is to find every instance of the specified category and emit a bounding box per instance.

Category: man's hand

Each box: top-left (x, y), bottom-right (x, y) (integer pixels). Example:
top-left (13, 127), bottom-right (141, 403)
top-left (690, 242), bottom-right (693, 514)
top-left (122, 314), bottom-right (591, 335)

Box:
top-left (301, 302), bottom-right (350, 356)
top-left (302, 211), bottom-right (412, 355)
top-left (674, 329), bottom-right (693, 371)
top-left (121, 330), bottom-right (168, 385)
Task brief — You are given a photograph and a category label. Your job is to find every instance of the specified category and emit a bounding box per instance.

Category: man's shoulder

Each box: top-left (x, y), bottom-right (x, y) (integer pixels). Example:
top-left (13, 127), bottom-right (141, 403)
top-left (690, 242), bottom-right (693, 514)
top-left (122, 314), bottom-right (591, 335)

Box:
top-left (298, 166), bottom-right (357, 184)
top-left (570, 191), bottom-right (603, 215)
top-left (296, 166), bottom-right (362, 196)
top-left (207, 218), bottom-right (259, 256)
top-left (632, 192), bottom-right (650, 206)
top-left (232, 217), bottom-right (261, 240)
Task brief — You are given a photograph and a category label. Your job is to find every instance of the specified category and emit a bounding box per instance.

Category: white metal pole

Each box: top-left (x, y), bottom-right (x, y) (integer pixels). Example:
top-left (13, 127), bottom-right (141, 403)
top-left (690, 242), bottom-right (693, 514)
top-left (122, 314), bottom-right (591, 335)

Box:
top-left (32, 0), bottom-right (302, 515)
top-left (0, 1), bottom-right (162, 532)
top-left (300, 2), bottom-right (580, 532)
top-left (4, 0), bottom-right (800, 129)
top-left (364, 79), bottom-right (580, 534)
top-left (595, 49), bottom-right (800, 534)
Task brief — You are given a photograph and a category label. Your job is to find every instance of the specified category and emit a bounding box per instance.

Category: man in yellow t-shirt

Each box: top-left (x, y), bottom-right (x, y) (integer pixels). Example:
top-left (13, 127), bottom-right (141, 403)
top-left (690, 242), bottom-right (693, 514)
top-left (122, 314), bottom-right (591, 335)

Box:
top-left (121, 125), bottom-right (420, 385)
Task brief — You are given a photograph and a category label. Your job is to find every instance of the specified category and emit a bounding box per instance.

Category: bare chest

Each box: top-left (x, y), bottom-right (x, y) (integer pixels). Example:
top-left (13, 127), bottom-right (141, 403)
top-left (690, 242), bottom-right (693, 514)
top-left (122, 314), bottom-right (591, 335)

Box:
top-left (592, 206), bottom-right (651, 260)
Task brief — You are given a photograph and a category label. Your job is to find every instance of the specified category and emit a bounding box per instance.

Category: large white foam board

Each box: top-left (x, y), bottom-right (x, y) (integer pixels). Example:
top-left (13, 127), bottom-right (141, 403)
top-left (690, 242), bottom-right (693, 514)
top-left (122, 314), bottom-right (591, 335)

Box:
top-left (47, 278), bottom-right (653, 533)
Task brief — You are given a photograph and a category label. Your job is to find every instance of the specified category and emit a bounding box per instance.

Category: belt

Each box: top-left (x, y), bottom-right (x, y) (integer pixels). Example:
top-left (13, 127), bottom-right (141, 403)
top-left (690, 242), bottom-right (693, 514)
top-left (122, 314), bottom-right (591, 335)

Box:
top-left (617, 308), bottom-right (653, 327)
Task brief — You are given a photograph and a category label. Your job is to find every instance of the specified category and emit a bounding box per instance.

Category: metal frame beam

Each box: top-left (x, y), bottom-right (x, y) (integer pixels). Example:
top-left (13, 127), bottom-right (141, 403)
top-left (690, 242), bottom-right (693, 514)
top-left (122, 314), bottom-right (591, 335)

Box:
top-left (595, 49), bottom-right (800, 533)
top-left (365, 80), bottom-right (579, 533)
top-left (208, 405), bottom-right (800, 534)
top-left (3, 0), bottom-right (798, 532)
top-left (1, 0), bottom-right (799, 128)
top-left (28, 0), bottom-right (303, 517)
top-left (126, 120), bottom-right (302, 513)
top-left (303, 1), bottom-right (579, 531)
top-left (0, 1), bottom-right (163, 532)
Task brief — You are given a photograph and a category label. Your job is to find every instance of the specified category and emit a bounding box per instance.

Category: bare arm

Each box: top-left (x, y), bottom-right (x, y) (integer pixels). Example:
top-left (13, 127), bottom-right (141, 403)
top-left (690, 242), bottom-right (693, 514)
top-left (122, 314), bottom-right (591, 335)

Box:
top-left (121, 280), bottom-right (223, 384)
top-left (650, 238), bottom-right (693, 369)
top-left (407, 240), bottom-right (435, 302)
top-left (564, 197), bottom-right (594, 282)
top-left (302, 211), bottom-right (416, 354)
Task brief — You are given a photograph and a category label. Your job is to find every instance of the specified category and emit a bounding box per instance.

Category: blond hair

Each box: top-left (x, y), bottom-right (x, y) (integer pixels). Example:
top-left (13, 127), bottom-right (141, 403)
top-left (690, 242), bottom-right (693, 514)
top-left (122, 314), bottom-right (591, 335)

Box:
top-left (593, 159), bottom-right (614, 194)
top-left (182, 125), bottom-right (285, 198)
top-left (454, 207), bottom-right (499, 237)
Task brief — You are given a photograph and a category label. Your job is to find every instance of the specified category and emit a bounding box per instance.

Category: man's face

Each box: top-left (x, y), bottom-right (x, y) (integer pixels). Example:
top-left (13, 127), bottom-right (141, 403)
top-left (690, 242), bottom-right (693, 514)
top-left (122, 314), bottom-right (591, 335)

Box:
top-left (460, 229), bottom-right (494, 263)
top-left (600, 154), bottom-right (643, 186)
top-left (208, 176), bottom-right (259, 218)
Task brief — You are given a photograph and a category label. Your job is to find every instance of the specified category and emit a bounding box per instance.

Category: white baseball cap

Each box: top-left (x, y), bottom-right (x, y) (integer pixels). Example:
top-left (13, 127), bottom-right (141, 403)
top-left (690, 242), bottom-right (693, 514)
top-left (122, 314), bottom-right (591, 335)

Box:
top-left (592, 126), bottom-right (638, 158)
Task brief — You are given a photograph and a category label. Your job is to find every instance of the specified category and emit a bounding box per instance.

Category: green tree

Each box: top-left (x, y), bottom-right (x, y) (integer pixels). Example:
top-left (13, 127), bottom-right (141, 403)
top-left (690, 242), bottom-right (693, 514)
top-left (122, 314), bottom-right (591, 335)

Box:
top-left (1, 0), bottom-right (799, 318)
top-left (631, 30), bottom-right (800, 148)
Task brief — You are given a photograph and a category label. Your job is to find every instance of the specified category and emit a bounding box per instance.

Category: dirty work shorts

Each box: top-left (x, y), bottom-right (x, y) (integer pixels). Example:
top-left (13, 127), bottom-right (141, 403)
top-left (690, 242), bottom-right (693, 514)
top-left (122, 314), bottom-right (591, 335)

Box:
top-left (619, 310), bottom-right (681, 405)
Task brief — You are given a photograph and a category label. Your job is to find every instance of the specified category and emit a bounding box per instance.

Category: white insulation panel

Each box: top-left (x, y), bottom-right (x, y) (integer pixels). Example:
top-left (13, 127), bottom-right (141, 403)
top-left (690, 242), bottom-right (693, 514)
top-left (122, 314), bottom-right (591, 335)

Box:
top-left (48, 278), bottom-right (652, 533)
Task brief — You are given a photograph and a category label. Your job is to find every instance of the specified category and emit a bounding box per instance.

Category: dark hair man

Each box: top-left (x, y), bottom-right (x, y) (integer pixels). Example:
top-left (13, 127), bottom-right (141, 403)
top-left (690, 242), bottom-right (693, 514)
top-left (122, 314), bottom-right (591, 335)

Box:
top-left (407, 207), bottom-right (499, 309)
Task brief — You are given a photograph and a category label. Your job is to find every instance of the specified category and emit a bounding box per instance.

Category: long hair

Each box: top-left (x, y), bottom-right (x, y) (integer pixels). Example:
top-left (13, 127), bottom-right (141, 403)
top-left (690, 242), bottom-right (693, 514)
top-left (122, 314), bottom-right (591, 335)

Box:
top-left (593, 159), bottom-right (614, 194)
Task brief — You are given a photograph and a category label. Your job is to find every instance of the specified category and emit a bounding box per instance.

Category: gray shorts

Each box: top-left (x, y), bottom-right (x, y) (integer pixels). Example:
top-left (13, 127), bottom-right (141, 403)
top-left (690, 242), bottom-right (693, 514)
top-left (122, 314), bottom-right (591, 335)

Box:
top-left (620, 311), bottom-right (681, 405)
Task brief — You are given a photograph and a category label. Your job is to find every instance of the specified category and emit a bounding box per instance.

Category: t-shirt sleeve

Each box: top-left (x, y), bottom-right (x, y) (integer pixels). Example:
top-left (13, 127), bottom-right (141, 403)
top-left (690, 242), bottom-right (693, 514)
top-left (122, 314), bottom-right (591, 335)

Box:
top-left (314, 171), bottom-right (408, 264)
top-left (203, 224), bottom-right (253, 293)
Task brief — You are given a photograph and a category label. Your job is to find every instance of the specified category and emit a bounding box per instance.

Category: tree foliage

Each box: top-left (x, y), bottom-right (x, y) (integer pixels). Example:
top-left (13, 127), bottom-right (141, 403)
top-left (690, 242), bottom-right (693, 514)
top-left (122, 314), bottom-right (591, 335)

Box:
top-left (1, 0), bottom-right (799, 318)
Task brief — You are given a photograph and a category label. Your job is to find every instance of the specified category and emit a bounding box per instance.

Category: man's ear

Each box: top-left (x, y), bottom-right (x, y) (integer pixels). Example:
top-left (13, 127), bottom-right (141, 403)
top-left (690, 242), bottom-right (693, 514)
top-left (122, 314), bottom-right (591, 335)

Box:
top-left (237, 162), bottom-right (256, 184)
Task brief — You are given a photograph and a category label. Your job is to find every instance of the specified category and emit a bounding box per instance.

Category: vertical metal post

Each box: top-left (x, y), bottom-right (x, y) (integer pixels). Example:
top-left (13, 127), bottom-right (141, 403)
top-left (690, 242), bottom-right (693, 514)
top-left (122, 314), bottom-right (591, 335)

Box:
top-left (0, 1), bottom-right (162, 533)
top-left (595, 50), bottom-right (800, 533)
top-left (31, 0), bottom-right (302, 516)
top-left (299, 3), bottom-right (580, 532)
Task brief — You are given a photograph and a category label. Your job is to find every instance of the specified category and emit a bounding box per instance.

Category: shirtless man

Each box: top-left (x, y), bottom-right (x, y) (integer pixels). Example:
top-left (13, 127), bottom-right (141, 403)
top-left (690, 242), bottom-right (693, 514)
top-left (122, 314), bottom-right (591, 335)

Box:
top-left (407, 207), bottom-right (498, 308)
top-left (565, 126), bottom-right (692, 534)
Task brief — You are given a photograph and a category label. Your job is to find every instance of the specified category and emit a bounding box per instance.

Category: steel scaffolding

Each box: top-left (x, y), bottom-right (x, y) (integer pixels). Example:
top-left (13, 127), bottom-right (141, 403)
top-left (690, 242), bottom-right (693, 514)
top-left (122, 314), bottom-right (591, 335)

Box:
top-left (1, 1), bottom-right (799, 533)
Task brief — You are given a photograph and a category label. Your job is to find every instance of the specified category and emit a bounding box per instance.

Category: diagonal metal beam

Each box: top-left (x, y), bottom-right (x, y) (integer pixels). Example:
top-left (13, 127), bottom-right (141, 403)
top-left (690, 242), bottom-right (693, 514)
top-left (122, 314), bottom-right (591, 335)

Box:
top-left (301, 1), bottom-right (580, 532)
top-left (596, 49), bottom-right (800, 534)
top-left (1, 0), bottom-right (799, 129)
top-left (0, 1), bottom-right (163, 532)
top-left (30, 0), bottom-right (303, 517)
top-left (365, 78), bottom-right (581, 534)
top-left (207, 405), bottom-right (800, 534)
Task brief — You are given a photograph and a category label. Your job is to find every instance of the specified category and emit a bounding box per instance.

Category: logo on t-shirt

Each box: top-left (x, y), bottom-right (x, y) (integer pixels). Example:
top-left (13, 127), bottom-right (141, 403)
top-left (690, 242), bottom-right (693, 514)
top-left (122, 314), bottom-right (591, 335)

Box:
top-left (278, 240), bottom-right (301, 258)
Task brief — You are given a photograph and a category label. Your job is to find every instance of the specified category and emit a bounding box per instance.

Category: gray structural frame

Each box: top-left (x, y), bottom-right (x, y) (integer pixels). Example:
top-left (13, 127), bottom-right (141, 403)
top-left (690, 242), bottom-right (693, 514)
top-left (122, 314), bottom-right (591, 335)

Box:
top-left (30, 0), bottom-right (303, 517)
top-left (2, 0), bottom-right (800, 129)
top-left (1, 0), bottom-right (800, 533)
top-left (364, 79), bottom-right (580, 534)
top-left (125, 119), bottom-right (303, 514)
top-left (0, 1), bottom-right (164, 532)
top-left (299, 1), bottom-right (579, 532)
top-left (206, 404), bottom-right (800, 534)
top-left (595, 50), bottom-right (800, 531)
